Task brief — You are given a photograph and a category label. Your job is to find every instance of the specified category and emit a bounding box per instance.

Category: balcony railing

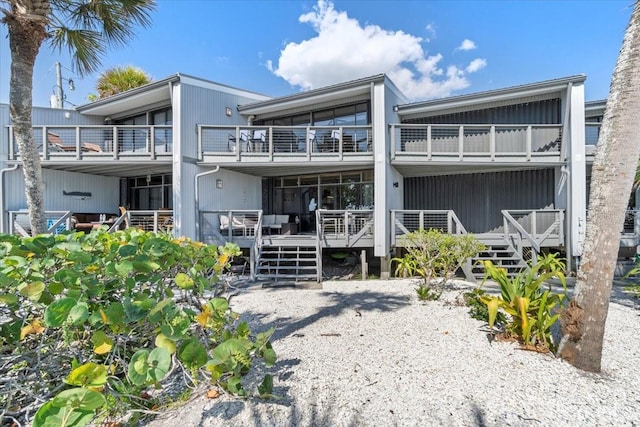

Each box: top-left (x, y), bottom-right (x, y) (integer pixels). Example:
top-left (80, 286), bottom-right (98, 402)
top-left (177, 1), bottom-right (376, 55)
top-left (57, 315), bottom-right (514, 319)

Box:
top-left (316, 209), bottom-right (374, 247)
top-left (198, 125), bottom-right (373, 160)
top-left (391, 210), bottom-right (467, 246)
top-left (390, 124), bottom-right (563, 160)
top-left (8, 125), bottom-right (173, 160)
top-left (9, 210), bottom-right (75, 237)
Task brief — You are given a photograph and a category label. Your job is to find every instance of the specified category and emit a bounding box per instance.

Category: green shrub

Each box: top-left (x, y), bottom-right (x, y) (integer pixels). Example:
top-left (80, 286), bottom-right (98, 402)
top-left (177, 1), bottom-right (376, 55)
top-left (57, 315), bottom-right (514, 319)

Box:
top-left (463, 288), bottom-right (507, 323)
top-left (392, 229), bottom-right (484, 299)
top-left (480, 253), bottom-right (567, 352)
top-left (0, 229), bottom-right (276, 427)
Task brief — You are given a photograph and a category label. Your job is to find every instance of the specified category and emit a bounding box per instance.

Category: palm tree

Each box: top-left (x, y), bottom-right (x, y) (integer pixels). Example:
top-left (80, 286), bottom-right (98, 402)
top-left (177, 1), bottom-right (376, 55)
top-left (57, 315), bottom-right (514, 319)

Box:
top-left (95, 65), bottom-right (152, 99)
top-left (2, 0), bottom-right (155, 234)
top-left (558, 1), bottom-right (640, 372)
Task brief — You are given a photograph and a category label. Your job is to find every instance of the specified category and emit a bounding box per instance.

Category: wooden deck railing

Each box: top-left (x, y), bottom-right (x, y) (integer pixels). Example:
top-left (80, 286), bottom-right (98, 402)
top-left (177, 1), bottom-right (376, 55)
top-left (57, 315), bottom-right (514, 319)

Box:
top-left (109, 209), bottom-right (174, 233)
top-left (391, 210), bottom-right (467, 246)
top-left (390, 124), bottom-right (563, 161)
top-left (501, 209), bottom-right (564, 261)
top-left (316, 209), bottom-right (374, 247)
top-left (8, 125), bottom-right (173, 161)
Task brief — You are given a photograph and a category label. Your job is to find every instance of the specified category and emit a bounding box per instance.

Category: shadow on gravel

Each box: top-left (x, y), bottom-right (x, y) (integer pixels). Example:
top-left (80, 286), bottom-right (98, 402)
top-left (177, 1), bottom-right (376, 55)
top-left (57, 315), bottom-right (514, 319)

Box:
top-left (470, 403), bottom-right (489, 427)
top-left (246, 290), bottom-right (411, 341)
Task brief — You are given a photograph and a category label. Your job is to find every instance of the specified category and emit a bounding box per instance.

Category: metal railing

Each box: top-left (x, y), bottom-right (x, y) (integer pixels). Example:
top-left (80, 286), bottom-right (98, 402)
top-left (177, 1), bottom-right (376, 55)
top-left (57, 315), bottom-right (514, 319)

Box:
top-left (108, 209), bottom-right (174, 233)
top-left (199, 210), bottom-right (262, 245)
top-left (390, 124), bottom-right (563, 160)
top-left (316, 209), bottom-right (374, 247)
top-left (198, 125), bottom-right (373, 160)
top-left (9, 210), bottom-right (75, 237)
top-left (391, 210), bottom-right (467, 246)
top-left (501, 209), bottom-right (564, 262)
top-left (8, 125), bottom-right (173, 160)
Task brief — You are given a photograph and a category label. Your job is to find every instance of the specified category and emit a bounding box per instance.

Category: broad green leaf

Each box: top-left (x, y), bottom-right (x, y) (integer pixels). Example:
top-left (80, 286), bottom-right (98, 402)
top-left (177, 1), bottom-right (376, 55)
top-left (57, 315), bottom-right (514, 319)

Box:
top-left (178, 339), bottom-right (208, 369)
top-left (91, 331), bottom-right (114, 355)
top-left (147, 347), bottom-right (171, 382)
top-left (33, 401), bottom-right (94, 427)
top-left (155, 333), bottom-right (176, 355)
top-left (262, 348), bottom-right (277, 367)
top-left (68, 302), bottom-right (89, 326)
top-left (66, 363), bottom-right (107, 387)
top-left (131, 255), bottom-right (160, 272)
top-left (44, 297), bottom-right (77, 327)
top-left (67, 251), bottom-right (92, 264)
top-left (2, 255), bottom-right (27, 268)
top-left (118, 244), bottom-right (137, 257)
top-left (52, 388), bottom-right (106, 411)
top-left (48, 282), bottom-right (64, 295)
top-left (226, 376), bottom-right (245, 396)
top-left (19, 281), bottom-right (46, 301)
top-left (0, 294), bottom-right (18, 305)
top-left (128, 350), bottom-right (150, 385)
top-left (114, 260), bottom-right (134, 276)
top-left (175, 272), bottom-right (194, 289)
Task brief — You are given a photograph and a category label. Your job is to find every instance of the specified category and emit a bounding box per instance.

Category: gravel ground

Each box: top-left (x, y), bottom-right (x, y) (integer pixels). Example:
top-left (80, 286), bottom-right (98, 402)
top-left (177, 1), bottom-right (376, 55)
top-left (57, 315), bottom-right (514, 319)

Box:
top-left (146, 278), bottom-right (640, 427)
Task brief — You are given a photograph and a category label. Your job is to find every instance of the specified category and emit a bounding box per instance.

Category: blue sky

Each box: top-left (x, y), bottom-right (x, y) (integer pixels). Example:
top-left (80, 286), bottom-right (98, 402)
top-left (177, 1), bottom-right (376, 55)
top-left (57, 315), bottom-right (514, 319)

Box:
top-left (0, 0), bottom-right (633, 108)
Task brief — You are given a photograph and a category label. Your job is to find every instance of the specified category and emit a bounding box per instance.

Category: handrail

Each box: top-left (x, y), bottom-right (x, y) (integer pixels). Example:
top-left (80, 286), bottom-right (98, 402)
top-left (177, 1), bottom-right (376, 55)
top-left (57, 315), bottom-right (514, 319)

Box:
top-left (389, 123), bottom-right (563, 160)
top-left (8, 124), bottom-right (173, 161)
top-left (198, 124), bottom-right (373, 157)
top-left (9, 210), bottom-right (75, 236)
top-left (501, 209), bottom-right (564, 261)
top-left (108, 209), bottom-right (174, 233)
top-left (391, 209), bottom-right (467, 246)
top-left (316, 209), bottom-right (374, 247)
top-left (251, 211), bottom-right (263, 281)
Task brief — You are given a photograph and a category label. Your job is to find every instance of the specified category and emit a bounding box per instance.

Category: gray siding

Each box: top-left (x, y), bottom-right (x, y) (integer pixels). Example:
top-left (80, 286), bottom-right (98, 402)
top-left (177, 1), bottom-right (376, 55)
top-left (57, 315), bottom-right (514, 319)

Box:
top-left (404, 169), bottom-right (555, 233)
top-left (6, 168), bottom-right (120, 213)
top-left (403, 99), bottom-right (561, 125)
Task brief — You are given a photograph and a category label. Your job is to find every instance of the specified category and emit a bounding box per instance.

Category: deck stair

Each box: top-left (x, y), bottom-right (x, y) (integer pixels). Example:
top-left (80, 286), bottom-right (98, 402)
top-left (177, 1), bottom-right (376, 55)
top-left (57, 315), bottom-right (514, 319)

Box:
top-left (471, 243), bottom-right (528, 280)
top-left (256, 240), bottom-right (319, 282)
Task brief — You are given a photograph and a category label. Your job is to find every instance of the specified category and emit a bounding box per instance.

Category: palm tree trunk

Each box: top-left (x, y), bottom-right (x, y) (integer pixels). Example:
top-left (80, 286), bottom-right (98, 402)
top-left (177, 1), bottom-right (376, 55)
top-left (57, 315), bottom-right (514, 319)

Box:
top-left (6, 0), bottom-right (50, 234)
top-left (558, 1), bottom-right (640, 372)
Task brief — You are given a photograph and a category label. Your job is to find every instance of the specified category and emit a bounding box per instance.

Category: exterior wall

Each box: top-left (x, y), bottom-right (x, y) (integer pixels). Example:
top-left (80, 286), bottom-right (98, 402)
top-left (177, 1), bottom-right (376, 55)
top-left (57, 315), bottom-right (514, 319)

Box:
top-left (174, 81), bottom-right (268, 238)
top-left (5, 168), bottom-right (119, 213)
top-left (198, 168), bottom-right (262, 211)
top-left (373, 79), bottom-right (407, 258)
top-left (404, 169), bottom-right (555, 233)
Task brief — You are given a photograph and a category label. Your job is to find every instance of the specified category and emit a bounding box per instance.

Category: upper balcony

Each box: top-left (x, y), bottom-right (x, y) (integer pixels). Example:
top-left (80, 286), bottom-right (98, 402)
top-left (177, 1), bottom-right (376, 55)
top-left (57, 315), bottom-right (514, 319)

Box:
top-left (390, 123), bottom-right (564, 164)
top-left (198, 125), bottom-right (373, 164)
top-left (7, 125), bottom-right (173, 161)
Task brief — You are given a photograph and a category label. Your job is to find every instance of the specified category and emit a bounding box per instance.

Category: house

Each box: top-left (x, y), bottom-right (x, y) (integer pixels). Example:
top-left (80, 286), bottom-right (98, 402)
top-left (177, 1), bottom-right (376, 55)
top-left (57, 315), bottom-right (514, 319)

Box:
top-left (0, 73), bottom-right (623, 281)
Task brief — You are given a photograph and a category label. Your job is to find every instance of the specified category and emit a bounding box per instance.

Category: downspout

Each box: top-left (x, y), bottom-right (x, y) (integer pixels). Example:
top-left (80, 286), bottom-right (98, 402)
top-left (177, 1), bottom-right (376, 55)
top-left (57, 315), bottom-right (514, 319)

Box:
top-left (560, 165), bottom-right (572, 271)
top-left (194, 165), bottom-right (220, 240)
top-left (0, 164), bottom-right (20, 234)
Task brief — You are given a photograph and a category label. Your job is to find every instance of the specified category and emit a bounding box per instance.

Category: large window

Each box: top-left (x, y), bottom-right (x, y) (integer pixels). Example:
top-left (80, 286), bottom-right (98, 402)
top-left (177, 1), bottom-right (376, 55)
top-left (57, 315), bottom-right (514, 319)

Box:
top-left (256, 102), bottom-right (369, 127)
top-left (127, 174), bottom-right (173, 210)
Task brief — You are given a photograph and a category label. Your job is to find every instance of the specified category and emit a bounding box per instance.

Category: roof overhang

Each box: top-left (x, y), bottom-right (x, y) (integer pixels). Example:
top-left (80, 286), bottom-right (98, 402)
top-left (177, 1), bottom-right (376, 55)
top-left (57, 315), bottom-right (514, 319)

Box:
top-left (75, 75), bottom-right (179, 117)
top-left (396, 75), bottom-right (587, 117)
top-left (238, 74), bottom-right (385, 116)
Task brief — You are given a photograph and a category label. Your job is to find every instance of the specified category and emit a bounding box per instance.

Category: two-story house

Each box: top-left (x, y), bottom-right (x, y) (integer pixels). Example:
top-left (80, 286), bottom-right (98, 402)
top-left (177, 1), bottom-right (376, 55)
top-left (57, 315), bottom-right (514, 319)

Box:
top-left (1, 73), bottom-right (615, 282)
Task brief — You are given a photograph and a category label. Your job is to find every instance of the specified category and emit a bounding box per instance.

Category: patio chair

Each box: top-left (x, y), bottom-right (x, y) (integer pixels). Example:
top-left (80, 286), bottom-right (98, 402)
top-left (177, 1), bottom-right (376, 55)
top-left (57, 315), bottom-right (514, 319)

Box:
top-left (249, 129), bottom-right (267, 152)
top-left (228, 130), bottom-right (249, 152)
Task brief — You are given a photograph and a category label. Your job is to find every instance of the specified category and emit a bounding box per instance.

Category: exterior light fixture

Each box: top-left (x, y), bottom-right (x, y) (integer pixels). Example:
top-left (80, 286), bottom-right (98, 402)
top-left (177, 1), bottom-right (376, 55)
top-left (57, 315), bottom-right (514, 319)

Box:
top-left (216, 179), bottom-right (223, 189)
top-left (225, 107), bottom-right (232, 117)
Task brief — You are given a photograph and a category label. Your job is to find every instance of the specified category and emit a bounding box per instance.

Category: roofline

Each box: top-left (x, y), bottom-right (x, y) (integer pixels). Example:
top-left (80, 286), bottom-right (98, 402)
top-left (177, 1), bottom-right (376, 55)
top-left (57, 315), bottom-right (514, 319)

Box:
top-left (238, 74), bottom-right (386, 112)
top-left (76, 73), bottom-right (270, 113)
top-left (75, 74), bottom-right (180, 112)
top-left (396, 75), bottom-right (587, 114)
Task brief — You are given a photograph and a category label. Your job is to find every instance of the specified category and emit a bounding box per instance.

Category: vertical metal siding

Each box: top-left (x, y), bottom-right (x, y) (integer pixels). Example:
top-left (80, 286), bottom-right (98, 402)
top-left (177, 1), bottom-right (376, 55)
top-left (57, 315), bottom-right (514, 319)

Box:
top-left (6, 169), bottom-right (120, 213)
top-left (404, 169), bottom-right (555, 233)
top-left (403, 99), bottom-right (561, 125)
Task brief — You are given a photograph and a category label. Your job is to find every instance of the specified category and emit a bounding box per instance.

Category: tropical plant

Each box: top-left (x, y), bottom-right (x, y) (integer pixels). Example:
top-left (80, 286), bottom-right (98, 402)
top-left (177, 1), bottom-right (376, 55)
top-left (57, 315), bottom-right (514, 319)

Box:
top-left (462, 288), bottom-right (507, 324)
top-left (0, 229), bottom-right (275, 427)
top-left (2, 0), bottom-right (156, 234)
top-left (480, 253), bottom-right (567, 352)
top-left (94, 65), bottom-right (152, 99)
top-left (392, 229), bottom-right (484, 299)
top-left (558, 1), bottom-right (640, 372)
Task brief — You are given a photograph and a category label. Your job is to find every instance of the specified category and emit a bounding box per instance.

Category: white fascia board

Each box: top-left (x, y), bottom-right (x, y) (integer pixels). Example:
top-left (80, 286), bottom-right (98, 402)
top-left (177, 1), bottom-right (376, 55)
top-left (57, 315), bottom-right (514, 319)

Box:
top-left (177, 74), bottom-right (271, 101)
top-left (398, 76), bottom-right (586, 116)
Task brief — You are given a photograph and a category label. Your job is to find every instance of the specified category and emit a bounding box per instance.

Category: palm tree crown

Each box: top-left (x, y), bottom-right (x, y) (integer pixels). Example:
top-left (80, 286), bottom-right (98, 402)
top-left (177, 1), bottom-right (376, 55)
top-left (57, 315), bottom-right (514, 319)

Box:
top-left (96, 65), bottom-right (152, 98)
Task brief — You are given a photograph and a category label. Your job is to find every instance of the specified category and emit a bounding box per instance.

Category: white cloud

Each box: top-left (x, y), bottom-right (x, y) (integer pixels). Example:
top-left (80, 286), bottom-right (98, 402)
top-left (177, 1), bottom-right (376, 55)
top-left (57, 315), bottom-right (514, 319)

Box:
top-left (466, 58), bottom-right (487, 73)
top-left (268, 0), bottom-right (487, 100)
top-left (457, 39), bottom-right (477, 51)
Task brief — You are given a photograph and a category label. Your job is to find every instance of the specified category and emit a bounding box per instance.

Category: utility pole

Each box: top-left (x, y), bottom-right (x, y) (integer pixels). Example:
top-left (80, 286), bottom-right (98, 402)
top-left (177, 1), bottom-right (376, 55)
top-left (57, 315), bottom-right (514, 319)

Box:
top-left (54, 62), bottom-right (63, 109)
